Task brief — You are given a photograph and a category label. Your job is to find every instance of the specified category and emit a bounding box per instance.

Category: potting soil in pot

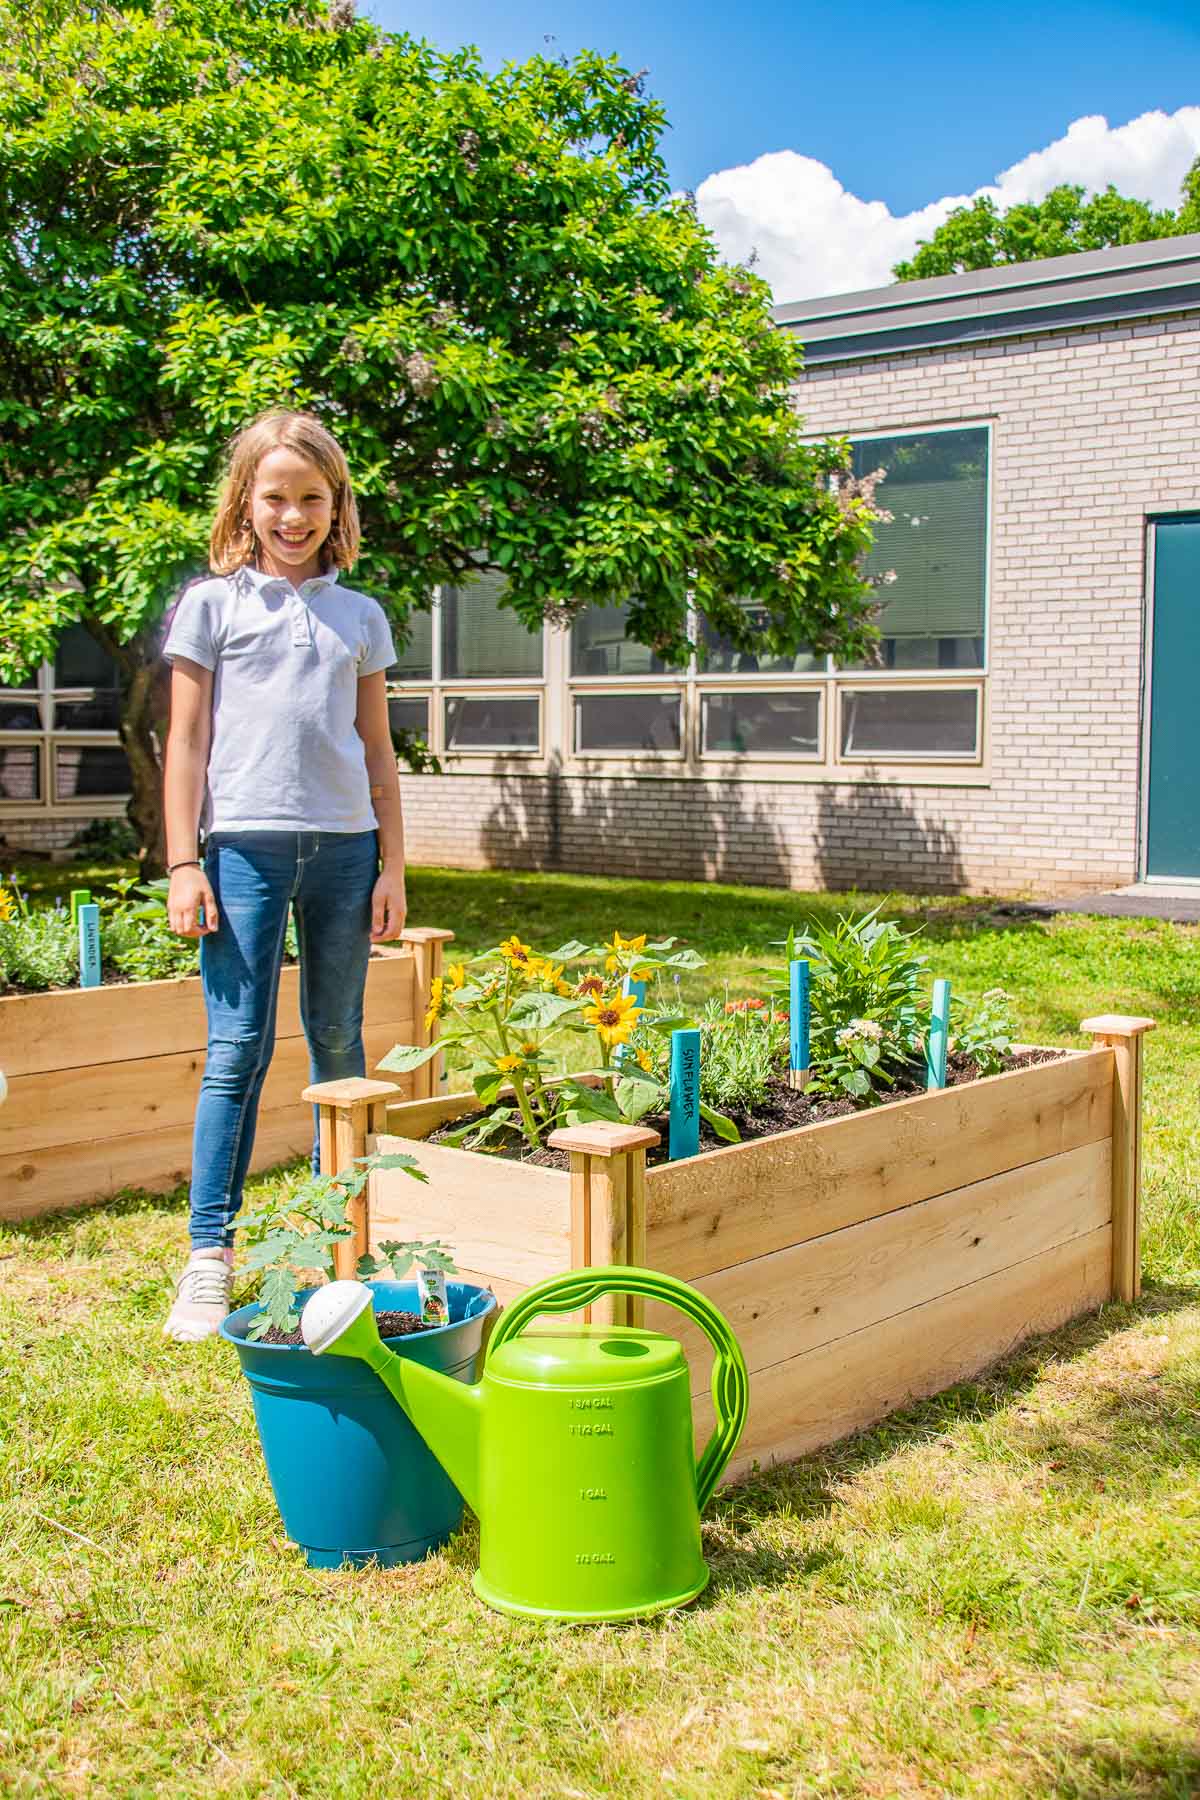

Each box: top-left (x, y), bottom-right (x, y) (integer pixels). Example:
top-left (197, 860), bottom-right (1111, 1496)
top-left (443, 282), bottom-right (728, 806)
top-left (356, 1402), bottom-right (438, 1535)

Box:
top-left (255, 1309), bottom-right (427, 1346)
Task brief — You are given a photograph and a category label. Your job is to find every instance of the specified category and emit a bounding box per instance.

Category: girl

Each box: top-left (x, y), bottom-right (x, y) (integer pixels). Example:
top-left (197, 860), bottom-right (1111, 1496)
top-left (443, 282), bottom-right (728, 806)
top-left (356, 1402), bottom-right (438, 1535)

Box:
top-left (161, 410), bottom-right (406, 1342)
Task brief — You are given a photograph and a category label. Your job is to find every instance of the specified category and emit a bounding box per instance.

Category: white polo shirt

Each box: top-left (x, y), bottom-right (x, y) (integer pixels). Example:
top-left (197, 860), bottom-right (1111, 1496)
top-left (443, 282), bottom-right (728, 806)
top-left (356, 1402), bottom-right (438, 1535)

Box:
top-left (164, 566), bottom-right (396, 835)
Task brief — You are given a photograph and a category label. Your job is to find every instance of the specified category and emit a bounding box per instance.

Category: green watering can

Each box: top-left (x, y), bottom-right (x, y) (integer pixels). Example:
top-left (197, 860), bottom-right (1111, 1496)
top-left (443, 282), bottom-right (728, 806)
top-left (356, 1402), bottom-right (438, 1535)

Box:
top-left (301, 1266), bottom-right (750, 1621)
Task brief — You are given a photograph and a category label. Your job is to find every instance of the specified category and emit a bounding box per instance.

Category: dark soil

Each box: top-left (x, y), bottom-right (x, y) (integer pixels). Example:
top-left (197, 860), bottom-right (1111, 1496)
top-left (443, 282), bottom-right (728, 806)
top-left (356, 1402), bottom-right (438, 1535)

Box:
top-left (428, 1047), bottom-right (1066, 1172)
top-left (258, 1309), bottom-right (428, 1346)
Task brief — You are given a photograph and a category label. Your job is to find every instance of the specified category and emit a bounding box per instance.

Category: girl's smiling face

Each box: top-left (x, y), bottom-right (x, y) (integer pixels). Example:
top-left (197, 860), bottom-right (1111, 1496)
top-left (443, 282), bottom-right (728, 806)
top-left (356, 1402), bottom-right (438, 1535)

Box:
top-left (249, 446), bottom-right (335, 584)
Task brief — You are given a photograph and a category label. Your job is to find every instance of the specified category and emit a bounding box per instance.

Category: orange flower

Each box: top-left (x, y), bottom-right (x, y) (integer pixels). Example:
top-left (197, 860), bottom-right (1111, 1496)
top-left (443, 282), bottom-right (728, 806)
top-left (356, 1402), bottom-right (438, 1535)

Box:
top-left (576, 973), bottom-right (606, 1000)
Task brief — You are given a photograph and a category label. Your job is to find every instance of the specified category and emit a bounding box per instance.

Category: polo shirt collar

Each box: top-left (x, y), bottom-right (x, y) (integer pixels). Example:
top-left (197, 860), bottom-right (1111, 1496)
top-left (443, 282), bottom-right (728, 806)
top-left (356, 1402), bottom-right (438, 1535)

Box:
top-left (233, 563), bottom-right (340, 601)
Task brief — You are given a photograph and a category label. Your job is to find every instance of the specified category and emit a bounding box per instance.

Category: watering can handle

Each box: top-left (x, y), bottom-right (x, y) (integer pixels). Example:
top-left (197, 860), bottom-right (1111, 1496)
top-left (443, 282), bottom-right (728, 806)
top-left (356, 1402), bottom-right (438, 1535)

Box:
top-left (487, 1266), bottom-right (750, 1512)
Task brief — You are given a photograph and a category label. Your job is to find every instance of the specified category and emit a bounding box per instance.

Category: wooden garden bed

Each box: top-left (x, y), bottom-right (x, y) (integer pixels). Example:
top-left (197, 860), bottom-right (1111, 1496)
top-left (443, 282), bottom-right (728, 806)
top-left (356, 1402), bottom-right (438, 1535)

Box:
top-left (0, 927), bottom-right (453, 1223)
top-left (308, 1012), bottom-right (1152, 1480)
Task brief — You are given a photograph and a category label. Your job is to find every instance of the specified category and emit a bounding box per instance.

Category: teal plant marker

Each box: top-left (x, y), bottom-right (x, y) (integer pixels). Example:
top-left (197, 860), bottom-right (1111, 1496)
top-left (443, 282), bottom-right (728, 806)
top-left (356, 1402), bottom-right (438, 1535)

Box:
top-left (70, 888), bottom-right (92, 926)
top-left (78, 902), bottom-right (101, 990)
top-left (668, 1028), bottom-right (701, 1161)
top-left (788, 959), bottom-right (811, 1091)
top-left (615, 975), bottom-right (647, 1068)
top-left (926, 978), bottom-right (951, 1090)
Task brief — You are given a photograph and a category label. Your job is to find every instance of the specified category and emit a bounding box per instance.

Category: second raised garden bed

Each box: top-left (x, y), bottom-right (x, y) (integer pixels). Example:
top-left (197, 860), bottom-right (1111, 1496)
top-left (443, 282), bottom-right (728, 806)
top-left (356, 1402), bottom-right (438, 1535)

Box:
top-left (307, 1011), bottom-right (1153, 1480)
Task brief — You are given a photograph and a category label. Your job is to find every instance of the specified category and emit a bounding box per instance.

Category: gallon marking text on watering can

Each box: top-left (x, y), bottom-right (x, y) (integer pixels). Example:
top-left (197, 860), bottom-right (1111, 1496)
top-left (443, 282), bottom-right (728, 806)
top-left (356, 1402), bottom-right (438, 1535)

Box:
top-left (301, 1265), bottom-right (750, 1623)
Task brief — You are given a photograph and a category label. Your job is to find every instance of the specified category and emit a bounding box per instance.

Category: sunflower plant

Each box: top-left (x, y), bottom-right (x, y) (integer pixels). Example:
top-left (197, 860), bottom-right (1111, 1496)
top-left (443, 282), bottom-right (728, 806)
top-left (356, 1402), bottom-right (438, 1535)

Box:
top-left (377, 929), bottom-right (715, 1153)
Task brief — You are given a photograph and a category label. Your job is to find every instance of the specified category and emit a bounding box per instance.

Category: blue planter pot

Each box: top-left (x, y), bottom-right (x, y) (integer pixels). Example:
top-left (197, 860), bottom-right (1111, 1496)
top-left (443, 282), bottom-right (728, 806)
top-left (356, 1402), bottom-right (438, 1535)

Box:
top-left (221, 1280), bottom-right (497, 1568)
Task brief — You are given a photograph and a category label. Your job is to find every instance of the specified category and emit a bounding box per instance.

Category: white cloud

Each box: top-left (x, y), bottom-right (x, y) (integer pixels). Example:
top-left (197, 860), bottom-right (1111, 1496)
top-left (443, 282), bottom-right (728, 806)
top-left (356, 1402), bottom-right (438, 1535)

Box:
top-left (696, 106), bottom-right (1200, 304)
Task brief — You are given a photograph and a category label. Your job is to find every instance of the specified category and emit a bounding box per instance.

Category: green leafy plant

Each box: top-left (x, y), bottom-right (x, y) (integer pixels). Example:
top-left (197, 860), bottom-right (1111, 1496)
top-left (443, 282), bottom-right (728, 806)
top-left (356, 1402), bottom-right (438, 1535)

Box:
top-left (770, 908), bottom-right (928, 1103)
top-left (0, 886), bottom-right (78, 993)
top-left (380, 928), bottom-right (712, 1152)
top-left (950, 987), bottom-right (1018, 1077)
top-left (238, 1151), bottom-right (450, 1340)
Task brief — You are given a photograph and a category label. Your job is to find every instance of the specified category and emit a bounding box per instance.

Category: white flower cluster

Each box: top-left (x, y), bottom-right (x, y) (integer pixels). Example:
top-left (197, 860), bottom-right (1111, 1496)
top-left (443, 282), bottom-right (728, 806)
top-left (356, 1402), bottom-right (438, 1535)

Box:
top-left (982, 987), bottom-right (1011, 1004)
top-left (835, 1018), bottom-right (884, 1048)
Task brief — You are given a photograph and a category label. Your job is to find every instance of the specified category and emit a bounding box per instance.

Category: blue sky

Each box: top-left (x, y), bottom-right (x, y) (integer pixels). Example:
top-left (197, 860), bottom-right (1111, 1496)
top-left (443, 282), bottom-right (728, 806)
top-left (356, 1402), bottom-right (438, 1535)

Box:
top-left (367, 0), bottom-right (1200, 297)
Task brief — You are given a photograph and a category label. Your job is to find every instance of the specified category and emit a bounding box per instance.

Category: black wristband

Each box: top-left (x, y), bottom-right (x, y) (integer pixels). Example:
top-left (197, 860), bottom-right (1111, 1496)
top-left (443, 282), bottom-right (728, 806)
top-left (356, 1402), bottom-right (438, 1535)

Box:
top-left (167, 859), bottom-right (202, 876)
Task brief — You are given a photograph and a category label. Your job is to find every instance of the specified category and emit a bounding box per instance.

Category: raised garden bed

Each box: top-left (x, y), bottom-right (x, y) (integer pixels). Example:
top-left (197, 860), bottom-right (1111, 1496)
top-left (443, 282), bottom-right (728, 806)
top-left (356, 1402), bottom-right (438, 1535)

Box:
top-left (308, 1012), bottom-right (1153, 1480)
top-left (0, 927), bottom-right (453, 1223)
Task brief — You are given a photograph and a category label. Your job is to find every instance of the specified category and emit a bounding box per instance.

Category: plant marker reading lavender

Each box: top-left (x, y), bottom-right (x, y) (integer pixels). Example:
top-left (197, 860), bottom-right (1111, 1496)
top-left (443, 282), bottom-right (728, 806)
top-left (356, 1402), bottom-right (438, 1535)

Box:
top-left (69, 888), bottom-right (92, 927)
top-left (926, 978), bottom-right (951, 1090)
top-left (788, 959), bottom-right (811, 1091)
top-left (614, 974), bottom-right (647, 1068)
top-left (78, 902), bottom-right (101, 990)
top-left (669, 1028), bottom-right (701, 1161)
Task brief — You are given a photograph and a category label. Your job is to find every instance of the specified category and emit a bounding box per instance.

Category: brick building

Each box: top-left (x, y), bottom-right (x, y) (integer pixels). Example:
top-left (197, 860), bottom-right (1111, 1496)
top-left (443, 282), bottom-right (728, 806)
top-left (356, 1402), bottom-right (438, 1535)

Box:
top-left (5, 233), bottom-right (1199, 893)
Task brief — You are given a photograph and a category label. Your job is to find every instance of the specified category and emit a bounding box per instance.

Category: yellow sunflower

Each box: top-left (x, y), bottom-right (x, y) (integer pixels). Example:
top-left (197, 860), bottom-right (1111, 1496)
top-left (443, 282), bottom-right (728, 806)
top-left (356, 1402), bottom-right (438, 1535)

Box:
top-left (604, 929), bottom-right (647, 973)
top-left (498, 935), bottom-right (533, 966)
top-left (635, 1048), bottom-right (653, 1073)
top-left (447, 962), bottom-right (466, 990)
top-left (494, 1053), bottom-right (524, 1073)
top-left (0, 886), bottom-right (14, 923)
top-left (576, 972), bottom-right (606, 1000)
top-left (423, 976), bottom-right (445, 1032)
top-left (585, 991), bottom-right (643, 1048)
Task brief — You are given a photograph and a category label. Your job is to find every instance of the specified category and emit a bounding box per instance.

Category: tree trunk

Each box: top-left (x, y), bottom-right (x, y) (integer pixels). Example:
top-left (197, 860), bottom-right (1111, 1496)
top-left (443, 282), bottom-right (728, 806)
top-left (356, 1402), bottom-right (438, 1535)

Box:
top-left (85, 620), bottom-right (169, 875)
top-left (121, 646), bottom-right (169, 876)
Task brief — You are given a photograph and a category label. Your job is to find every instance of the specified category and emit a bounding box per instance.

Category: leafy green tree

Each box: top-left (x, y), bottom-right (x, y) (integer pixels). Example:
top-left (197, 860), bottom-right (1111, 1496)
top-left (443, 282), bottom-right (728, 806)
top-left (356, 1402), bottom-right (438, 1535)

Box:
top-left (0, 0), bottom-right (878, 867)
top-left (894, 164), bottom-right (1200, 282)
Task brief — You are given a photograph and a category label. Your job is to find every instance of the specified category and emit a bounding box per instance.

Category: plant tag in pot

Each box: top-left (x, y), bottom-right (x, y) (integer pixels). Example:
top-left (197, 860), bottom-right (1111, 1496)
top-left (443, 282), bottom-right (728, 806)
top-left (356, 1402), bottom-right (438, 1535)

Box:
top-left (417, 1267), bottom-right (449, 1328)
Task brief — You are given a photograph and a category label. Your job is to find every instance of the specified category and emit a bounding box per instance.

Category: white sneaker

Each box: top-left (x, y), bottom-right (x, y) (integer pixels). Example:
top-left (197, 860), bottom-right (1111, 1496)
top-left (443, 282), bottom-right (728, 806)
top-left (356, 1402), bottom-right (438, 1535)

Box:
top-left (163, 1250), bottom-right (234, 1342)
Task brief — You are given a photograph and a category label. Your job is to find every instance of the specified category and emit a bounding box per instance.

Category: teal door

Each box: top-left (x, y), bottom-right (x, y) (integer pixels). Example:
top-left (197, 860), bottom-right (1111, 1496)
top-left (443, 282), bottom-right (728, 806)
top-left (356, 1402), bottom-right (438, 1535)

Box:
top-left (1146, 518), bottom-right (1200, 878)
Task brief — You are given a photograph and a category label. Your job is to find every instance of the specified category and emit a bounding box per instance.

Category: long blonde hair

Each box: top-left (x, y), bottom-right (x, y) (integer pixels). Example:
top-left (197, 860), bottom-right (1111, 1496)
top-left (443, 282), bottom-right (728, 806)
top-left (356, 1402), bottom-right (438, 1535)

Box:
top-left (209, 410), bottom-right (361, 574)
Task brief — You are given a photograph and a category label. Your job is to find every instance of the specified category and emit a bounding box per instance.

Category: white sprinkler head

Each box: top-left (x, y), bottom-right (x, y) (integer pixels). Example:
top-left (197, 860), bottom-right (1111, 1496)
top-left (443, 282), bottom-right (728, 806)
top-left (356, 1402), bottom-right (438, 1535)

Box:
top-left (301, 1281), bottom-right (374, 1354)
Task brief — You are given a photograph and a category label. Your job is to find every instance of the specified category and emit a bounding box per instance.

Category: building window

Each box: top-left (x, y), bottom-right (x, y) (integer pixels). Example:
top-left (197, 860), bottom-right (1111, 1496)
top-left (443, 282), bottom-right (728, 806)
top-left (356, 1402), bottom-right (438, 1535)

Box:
top-left (444, 693), bottom-right (540, 753)
top-left (387, 696), bottom-right (430, 742)
top-left (571, 601), bottom-right (679, 678)
top-left (698, 604), bottom-right (823, 676)
top-left (701, 690), bottom-right (821, 758)
top-left (574, 691), bottom-right (682, 754)
top-left (442, 571), bottom-right (544, 679)
top-left (0, 624), bottom-right (132, 814)
top-left (389, 608), bottom-right (434, 682)
top-left (845, 427), bottom-right (988, 671)
top-left (0, 744), bottom-right (41, 801)
top-left (839, 687), bottom-right (980, 759)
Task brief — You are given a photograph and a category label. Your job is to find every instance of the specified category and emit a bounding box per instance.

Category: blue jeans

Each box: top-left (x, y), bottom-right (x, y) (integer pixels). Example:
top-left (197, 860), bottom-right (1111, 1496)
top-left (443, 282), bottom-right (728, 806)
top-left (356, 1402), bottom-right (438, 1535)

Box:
top-left (189, 830), bottom-right (379, 1249)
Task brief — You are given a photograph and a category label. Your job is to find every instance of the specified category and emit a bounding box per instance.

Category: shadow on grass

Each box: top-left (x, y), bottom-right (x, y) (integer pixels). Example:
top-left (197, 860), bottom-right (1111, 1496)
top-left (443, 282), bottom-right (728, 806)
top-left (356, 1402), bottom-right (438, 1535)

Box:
top-left (1063, 1732), bottom-right (1200, 1800)
top-left (707, 1283), bottom-right (1200, 1545)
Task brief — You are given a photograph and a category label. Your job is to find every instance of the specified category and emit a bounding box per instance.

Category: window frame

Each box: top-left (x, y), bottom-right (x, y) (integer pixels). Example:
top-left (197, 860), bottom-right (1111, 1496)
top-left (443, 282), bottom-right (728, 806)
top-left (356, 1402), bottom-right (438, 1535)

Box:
top-left (442, 688), bottom-right (543, 758)
top-left (696, 684), bottom-right (825, 763)
top-left (836, 679), bottom-right (984, 766)
top-left (571, 684), bottom-right (688, 762)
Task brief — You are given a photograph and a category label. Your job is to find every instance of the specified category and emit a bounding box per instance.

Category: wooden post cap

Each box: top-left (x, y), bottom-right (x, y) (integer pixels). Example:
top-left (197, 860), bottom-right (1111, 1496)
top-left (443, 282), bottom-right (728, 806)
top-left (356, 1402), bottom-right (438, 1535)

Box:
top-left (1079, 1015), bottom-right (1157, 1038)
top-left (302, 1077), bottom-right (403, 1105)
top-left (399, 926), bottom-right (457, 944)
top-left (548, 1122), bottom-right (661, 1156)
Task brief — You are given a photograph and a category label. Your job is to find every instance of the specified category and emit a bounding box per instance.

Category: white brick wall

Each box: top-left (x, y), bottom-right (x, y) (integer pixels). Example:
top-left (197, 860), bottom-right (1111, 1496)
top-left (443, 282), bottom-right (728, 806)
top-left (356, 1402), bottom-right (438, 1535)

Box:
top-left (400, 309), bottom-right (1199, 896)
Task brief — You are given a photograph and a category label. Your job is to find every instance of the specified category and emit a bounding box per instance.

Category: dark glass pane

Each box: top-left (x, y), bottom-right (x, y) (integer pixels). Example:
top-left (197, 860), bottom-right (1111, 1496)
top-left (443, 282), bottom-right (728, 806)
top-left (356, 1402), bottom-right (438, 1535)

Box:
top-left (844, 428), bottom-right (988, 671)
top-left (53, 743), bottom-right (133, 799)
top-left (574, 692), bottom-right (681, 753)
top-left (571, 602), bottom-right (679, 677)
top-left (53, 623), bottom-right (120, 689)
top-left (702, 691), bottom-right (820, 756)
top-left (387, 697), bottom-right (430, 740)
top-left (54, 695), bottom-right (121, 730)
top-left (0, 699), bottom-right (42, 731)
top-left (386, 608), bottom-right (434, 681)
top-left (0, 744), bottom-right (40, 800)
top-left (442, 572), bottom-right (543, 679)
top-left (699, 604), bottom-right (822, 675)
top-left (444, 694), bottom-right (539, 751)
top-left (840, 688), bottom-right (978, 758)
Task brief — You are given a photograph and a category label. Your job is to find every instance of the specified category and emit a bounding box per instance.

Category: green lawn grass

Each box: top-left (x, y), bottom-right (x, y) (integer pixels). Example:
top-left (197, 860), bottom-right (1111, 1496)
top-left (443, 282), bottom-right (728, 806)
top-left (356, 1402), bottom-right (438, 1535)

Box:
top-left (2, 866), bottom-right (1198, 1796)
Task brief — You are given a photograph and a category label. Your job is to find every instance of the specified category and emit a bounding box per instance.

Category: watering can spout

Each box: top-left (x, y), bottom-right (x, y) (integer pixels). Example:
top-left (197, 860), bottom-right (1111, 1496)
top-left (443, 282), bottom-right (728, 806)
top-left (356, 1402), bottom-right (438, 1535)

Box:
top-left (300, 1283), bottom-right (484, 1515)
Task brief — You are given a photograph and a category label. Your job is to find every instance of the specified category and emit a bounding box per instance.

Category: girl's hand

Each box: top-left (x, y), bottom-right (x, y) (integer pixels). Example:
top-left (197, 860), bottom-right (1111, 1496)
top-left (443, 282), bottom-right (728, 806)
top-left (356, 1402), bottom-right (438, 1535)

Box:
top-left (168, 865), bottom-right (219, 937)
top-left (370, 866), bottom-right (407, 942)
